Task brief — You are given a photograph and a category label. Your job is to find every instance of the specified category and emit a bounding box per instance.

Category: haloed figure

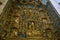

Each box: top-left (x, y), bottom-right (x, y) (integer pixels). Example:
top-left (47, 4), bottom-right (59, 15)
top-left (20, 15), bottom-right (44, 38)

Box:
top-left (41, 0), bottom-right (49, 8)
top-left (41, 0), bottom-right (48, 5)
top-left (41, 0), bottom-right (48, 7)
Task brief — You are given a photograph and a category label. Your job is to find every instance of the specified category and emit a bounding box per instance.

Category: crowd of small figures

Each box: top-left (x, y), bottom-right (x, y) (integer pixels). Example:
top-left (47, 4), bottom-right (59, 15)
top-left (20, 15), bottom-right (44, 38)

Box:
top-left (0, 0), bottom-right (60, 40)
